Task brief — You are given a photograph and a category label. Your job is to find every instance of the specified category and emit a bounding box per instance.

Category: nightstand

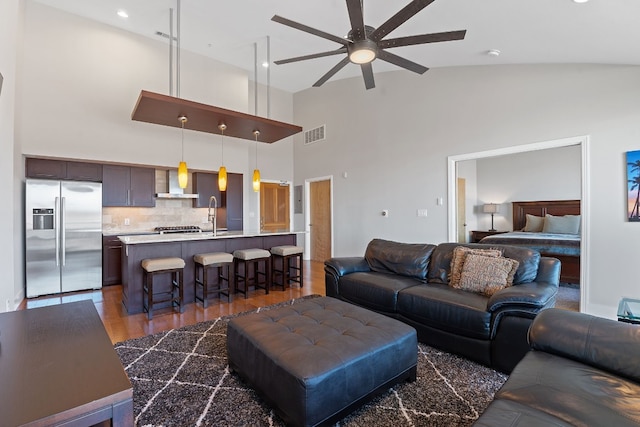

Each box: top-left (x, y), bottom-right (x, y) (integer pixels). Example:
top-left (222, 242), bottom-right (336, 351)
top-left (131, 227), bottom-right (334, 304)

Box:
top-left (470, 230), bottom-right (507, 243)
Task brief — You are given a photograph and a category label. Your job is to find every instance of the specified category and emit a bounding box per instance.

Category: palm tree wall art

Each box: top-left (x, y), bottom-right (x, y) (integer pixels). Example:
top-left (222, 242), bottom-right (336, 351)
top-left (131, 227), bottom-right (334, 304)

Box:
top-left (627, 150), bottom-right (640, 221)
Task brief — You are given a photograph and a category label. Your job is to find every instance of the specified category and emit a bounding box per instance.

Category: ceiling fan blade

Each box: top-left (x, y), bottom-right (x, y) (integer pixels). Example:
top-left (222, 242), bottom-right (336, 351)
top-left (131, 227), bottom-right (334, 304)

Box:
top-left (361, 63), bottom-right (375, 90)
top-left (313, 57), bottom-right (351, 87)
top-left (274, 47), bottom-right (348, 65)
top-left (377, 49), bottom-right (428, 74)
top-left (272, 15), bottom-right (350, 46)
top-left (378, 30), bottom-right (467, 49)
top-left (370, 0), bottom-right (436, 42)
top-left (346, 0), bottom-right (366, 41)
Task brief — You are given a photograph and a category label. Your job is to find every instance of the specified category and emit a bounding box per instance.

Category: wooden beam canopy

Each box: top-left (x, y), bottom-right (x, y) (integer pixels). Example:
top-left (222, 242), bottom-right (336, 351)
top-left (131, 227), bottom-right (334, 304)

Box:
top-left (131, 90), bottom-right (302, 143)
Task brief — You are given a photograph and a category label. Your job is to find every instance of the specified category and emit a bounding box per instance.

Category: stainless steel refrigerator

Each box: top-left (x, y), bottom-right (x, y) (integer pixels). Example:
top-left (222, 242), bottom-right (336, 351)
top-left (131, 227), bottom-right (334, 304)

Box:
top-left (26, 179), bottom-right (103, 297)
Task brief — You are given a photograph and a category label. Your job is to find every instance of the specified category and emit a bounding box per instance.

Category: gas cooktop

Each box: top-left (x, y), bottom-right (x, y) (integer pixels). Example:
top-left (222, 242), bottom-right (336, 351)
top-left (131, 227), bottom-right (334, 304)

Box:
top-left (154, 225), bottom-right (202, 234)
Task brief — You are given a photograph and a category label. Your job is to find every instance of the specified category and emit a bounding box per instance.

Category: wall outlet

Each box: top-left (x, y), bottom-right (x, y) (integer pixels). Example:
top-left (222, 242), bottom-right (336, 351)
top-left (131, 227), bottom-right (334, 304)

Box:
top-left (417, 209), bottom-right (428, 217)
top-left (124, 218), bottom-right (130, 226)
top-left (202, 217), bottom-right (209, 224)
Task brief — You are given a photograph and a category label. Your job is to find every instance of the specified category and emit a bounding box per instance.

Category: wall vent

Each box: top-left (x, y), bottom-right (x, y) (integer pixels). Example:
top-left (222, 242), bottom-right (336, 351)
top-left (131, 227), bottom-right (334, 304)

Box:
top-left (304, 125), bottom-right (326, 145)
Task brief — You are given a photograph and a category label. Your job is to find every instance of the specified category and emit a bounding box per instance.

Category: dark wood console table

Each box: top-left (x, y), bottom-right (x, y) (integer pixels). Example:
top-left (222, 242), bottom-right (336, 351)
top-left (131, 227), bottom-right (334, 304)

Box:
top-left (0, 300), bottom-right (133, 426)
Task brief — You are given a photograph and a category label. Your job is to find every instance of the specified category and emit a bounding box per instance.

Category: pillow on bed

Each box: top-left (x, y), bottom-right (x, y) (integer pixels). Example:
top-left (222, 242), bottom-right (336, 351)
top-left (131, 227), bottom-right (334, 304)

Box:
top-left (542, 214), bottom-right (581, 234)
top-left (523, 214), bottom-right (545, 232)
top-left (458, 253), bottom-right (520, 296)
top-left (449, 246), bottom-right (502, 289)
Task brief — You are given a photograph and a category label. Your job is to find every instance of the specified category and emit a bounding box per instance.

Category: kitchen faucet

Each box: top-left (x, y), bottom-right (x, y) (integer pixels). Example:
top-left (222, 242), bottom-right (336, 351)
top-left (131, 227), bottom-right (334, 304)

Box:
top-left (208, 195), bottom-right (217, 236)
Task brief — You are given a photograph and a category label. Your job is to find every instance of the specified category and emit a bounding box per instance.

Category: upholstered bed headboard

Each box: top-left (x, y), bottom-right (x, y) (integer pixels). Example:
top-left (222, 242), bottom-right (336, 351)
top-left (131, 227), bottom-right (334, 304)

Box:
top-left (512, 200), bottom-right (581, 231)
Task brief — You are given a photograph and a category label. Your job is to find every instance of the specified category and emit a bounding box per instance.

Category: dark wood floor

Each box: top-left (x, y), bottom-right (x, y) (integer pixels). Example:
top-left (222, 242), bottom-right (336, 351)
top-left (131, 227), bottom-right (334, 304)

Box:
top-left (19, 260), bottom-right (327, 344)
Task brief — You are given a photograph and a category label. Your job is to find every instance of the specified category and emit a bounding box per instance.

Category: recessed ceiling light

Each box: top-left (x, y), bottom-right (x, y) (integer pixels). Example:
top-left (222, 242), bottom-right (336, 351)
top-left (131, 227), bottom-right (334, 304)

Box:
top-left (487, 49), bottom-right (501, 57)
top-left (572, 0), bottom-right (589, 3)
top-left (117, 9), bottom-right (129, 18)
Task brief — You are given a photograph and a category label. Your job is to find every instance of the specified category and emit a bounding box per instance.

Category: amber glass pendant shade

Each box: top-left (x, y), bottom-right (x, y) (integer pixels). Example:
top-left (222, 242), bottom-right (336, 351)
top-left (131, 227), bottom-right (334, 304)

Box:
top-left (218, 166), bottom-right (227, 192)
top-left (178, 115), bottom-right (189, 189)
top-left (178, 161), bottom-right (188, 189)
top-left (252, 169), bottom-right (261, 192)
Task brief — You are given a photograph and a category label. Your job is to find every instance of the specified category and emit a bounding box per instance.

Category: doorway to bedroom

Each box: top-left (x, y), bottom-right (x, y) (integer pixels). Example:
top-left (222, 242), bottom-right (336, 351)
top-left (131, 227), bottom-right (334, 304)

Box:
top-left (447, 135), bottom-right (589, 312)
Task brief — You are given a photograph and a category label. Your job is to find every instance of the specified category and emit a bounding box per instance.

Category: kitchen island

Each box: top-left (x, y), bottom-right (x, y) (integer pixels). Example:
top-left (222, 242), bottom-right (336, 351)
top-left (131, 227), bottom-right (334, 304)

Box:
top-left (119, 231), bottom-right (302, 315)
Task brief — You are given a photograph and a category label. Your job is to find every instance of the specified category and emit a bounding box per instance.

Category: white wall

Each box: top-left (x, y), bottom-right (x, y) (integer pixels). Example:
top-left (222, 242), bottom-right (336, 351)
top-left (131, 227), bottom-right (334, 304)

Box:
top-left (473, 145), bottom-right (582, 231)
top-left (293, 64), bottom-right (640, 318)
top-left (18, 1), bottom-right (248, 169)
top-left (0, 0), bottom-right (22, 312)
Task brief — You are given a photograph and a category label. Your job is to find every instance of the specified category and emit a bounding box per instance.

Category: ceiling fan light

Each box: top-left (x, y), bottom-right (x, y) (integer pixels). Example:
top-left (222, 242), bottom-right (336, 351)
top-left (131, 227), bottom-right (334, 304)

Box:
top-left (349, 48), bottom-right (376, 64)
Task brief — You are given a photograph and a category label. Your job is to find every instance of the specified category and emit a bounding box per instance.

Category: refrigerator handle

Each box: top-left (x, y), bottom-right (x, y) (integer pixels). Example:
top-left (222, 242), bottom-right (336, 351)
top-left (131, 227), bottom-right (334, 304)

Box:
top-left (55, 196), bottom-right (60, 266)
top-left (61, 196), bottom-right (66, 266)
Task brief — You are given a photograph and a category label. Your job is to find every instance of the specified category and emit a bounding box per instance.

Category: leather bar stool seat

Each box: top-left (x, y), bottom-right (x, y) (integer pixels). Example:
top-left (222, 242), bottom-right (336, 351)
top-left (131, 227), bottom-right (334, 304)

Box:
top-left (141, 257), bottom-right (185, 320)
top-left (194, 252), bottom-right (234, 307)
top-left (233, 249), bottom-right (271, 299)
top-left (270, 245), bottom-right (304, 290)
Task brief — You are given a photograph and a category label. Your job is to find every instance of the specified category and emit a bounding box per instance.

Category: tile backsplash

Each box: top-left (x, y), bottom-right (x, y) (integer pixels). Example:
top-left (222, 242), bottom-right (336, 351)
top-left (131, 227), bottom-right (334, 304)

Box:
top-left (102, 170), bottom-right (223, 235)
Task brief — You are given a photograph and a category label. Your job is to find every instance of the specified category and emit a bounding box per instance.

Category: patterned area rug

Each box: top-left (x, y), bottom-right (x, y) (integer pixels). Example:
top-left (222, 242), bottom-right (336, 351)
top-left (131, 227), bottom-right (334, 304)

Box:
top-left (114, 296), bottom-right (507, 426)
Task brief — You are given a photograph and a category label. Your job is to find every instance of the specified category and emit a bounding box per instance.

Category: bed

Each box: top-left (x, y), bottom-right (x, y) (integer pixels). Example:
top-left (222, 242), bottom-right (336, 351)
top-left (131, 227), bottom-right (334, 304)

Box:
top-left (479, 200), bottom-right (581, 284)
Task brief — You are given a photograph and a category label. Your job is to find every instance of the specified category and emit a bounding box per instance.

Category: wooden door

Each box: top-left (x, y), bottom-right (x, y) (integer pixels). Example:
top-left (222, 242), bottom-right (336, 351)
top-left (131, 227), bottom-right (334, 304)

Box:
top-left (260, 182), bottom-right (290, 232)
top-left (309, 180), bottom-right (331, 262)
top-left (457, 178), bottom-right (466, 243)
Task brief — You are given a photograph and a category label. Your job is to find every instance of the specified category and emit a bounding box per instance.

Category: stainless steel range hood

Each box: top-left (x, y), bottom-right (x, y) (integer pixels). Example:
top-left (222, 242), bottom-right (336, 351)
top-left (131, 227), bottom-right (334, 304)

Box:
top-left (156, 170), bottom-right (198, 199)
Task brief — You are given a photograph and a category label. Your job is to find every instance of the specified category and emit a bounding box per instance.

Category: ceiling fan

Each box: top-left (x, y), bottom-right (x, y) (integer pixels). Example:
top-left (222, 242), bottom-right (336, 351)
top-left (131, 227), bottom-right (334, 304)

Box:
top-left (271, 0), bottom-right (467, 90)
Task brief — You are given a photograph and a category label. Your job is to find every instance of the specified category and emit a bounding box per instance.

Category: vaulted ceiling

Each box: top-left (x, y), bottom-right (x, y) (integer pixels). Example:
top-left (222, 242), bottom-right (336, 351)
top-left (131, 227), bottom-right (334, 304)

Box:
top-left (34, 0), bottom-right (640, 93)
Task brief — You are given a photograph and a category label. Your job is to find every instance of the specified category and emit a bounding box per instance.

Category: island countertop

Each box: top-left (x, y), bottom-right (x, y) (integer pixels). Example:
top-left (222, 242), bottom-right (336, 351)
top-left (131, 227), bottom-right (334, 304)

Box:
top-left (119, 230), bottom-right (303, 315)
top-left (118, 230), bottom-right (306, 245)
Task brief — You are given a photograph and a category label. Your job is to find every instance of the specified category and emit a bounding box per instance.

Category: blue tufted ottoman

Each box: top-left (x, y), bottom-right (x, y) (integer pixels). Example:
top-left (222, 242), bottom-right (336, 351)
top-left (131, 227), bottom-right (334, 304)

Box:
top-left (226, 296), bottom-right (417, 427)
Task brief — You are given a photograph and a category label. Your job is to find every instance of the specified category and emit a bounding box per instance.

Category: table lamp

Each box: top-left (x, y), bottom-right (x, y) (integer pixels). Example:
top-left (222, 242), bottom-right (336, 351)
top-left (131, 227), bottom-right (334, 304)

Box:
top-left (483, 203), bottom-right (499, 231)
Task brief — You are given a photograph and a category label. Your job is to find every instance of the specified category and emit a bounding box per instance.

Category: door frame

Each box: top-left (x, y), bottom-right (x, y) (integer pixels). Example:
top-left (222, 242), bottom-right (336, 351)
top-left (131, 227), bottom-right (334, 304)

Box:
top-left (447, 135), bottom-right (590, 313)
top-left (304, 176), bottom-right (334, 261)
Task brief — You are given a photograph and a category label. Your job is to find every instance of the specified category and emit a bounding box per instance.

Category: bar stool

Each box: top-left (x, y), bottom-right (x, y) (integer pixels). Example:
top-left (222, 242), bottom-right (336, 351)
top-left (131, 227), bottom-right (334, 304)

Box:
top-left (270, 245), bottom-right (304, 290)
top-left (233, 248), bottom-right (271, 299)
top-left (194, 252), bottom-right (234, 307)
top-left (141, 257), bottom-right (185, 320)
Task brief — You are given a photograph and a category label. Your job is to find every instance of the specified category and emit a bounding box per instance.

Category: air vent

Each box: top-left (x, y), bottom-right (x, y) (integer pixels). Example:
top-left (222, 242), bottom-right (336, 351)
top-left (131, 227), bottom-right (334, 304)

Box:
top-left (304, 125), bottom-right (326, 145)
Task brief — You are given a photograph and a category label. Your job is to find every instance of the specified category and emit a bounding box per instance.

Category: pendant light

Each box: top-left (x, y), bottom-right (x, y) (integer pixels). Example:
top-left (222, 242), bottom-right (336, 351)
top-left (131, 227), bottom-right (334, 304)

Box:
top-left (218, 123), bottom-right (227, 191)
top-left (178, 115), bottom-right (188, 188)
top-left (252, 130), bottom-right (261, 192)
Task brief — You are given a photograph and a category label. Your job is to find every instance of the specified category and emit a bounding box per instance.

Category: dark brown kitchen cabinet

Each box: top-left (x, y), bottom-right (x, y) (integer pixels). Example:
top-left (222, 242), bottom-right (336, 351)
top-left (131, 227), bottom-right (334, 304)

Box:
top-left (26, 158), bottom-right (102, 182)
top-left (226, 173), bottom-right (243, 231)
top-left (102, 165), bottom-right (155, 207)
top-left (102, 235), bottom-right (122, 286)
top-left (192, 172), bottom-right (220, 208)
top-left (66, 162), bottom-right (103, 181)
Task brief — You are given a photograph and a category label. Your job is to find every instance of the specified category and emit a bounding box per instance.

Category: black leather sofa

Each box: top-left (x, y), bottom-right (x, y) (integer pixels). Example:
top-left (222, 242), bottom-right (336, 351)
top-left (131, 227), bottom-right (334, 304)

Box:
top-left (474, 308), bottom-right (640, 426)
top-left (325, 239), bottom-right (560, 373)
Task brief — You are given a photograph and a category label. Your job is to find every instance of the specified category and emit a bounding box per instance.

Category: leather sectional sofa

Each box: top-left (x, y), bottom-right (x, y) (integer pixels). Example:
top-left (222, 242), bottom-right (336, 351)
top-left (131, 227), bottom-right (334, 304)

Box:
top-left (474, 308), bottom-right (640, 426)
top-left (325, 239), bottom-right (560, 373)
